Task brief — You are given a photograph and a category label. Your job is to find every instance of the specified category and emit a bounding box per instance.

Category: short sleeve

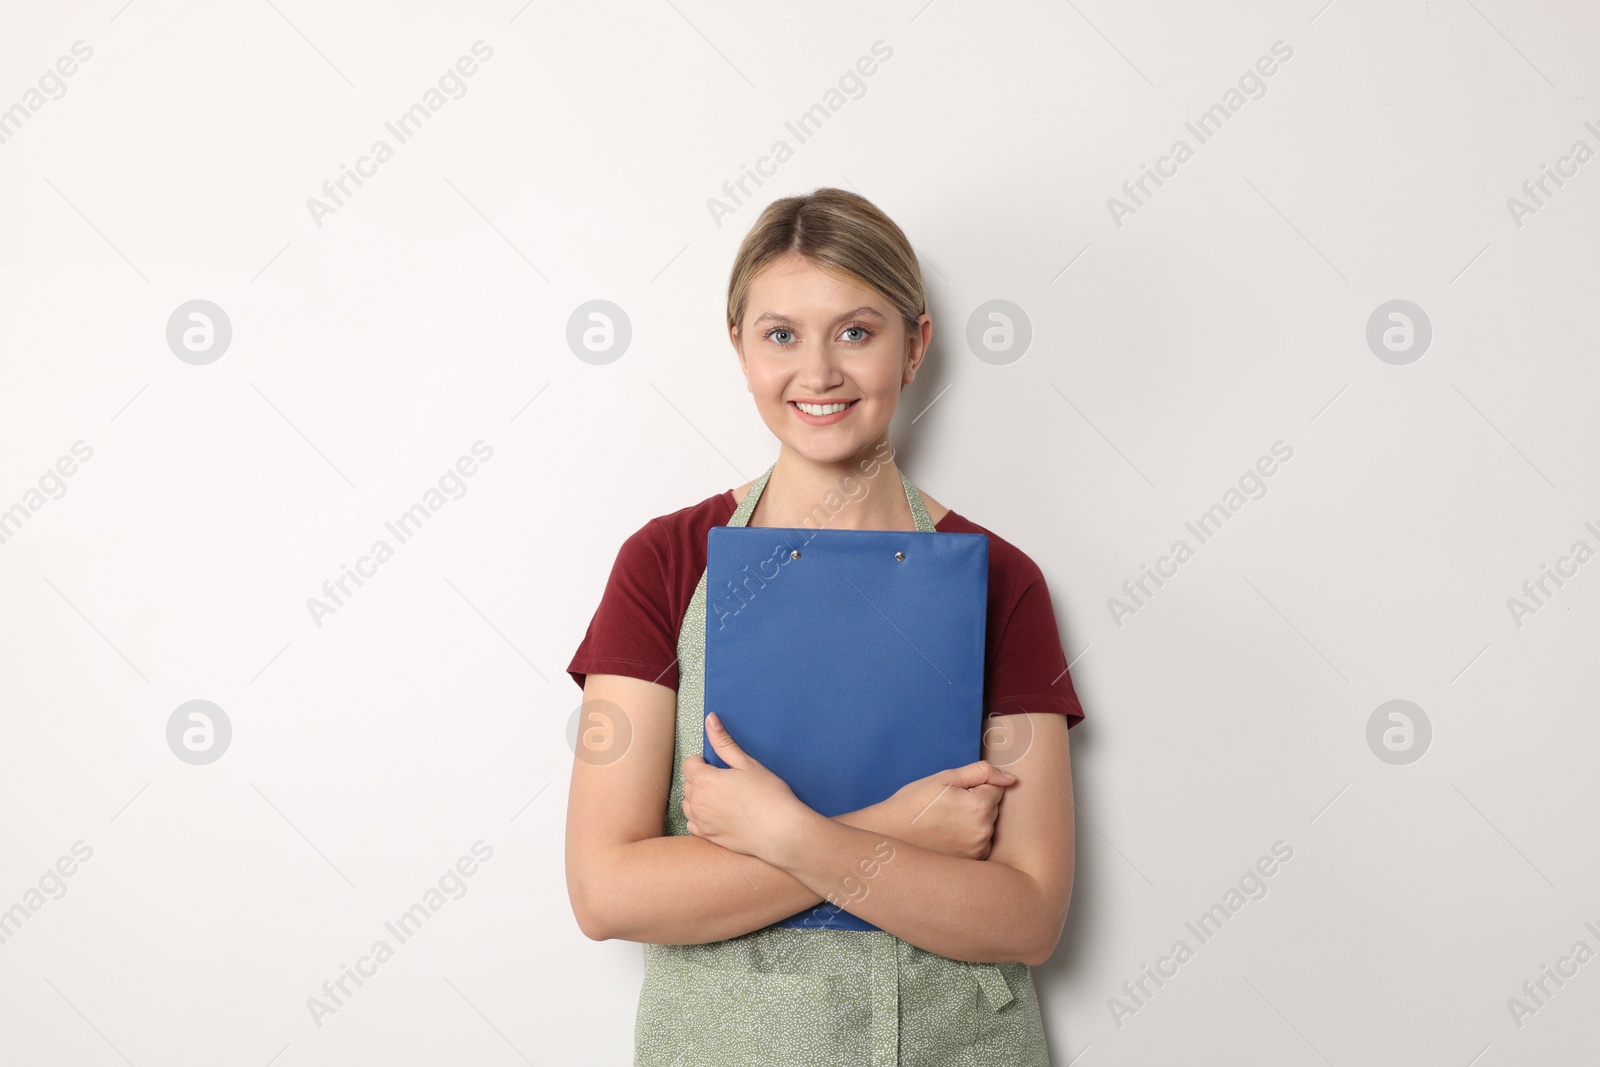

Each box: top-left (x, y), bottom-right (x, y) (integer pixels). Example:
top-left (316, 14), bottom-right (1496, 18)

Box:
top-left (566, 519), bottom-right (682, 693)
top-left (986, 556), bottom-right (1086, 727)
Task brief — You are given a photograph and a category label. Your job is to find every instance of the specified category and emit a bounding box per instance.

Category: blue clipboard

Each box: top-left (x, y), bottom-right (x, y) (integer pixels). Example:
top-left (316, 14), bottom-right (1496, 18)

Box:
top-left (703, 523), bottom-right (988, 932)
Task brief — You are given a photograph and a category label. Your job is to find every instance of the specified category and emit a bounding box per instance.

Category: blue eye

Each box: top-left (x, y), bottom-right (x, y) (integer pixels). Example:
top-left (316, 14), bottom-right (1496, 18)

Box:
top-left (762, 324), bottom-right (874, 346)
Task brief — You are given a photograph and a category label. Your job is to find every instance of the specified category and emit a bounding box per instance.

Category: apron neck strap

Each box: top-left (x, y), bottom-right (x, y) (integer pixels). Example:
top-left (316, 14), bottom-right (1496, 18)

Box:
top-left (728, 461), bottom-right (936, 533)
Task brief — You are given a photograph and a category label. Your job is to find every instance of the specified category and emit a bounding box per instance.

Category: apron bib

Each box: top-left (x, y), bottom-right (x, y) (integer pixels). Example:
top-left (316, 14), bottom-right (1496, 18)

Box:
top-left (633, 462), bottom-right (1053, 1066)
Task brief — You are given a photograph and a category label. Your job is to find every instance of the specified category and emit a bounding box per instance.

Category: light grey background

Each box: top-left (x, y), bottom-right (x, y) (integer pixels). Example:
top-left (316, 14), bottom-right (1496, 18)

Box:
top-left (2, 1), bottom-right (1596, 1064)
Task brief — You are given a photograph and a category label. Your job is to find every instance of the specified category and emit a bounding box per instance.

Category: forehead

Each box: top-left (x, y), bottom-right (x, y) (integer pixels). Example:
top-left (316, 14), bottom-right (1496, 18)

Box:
top-left (746, 253), bottom-right (886, 312)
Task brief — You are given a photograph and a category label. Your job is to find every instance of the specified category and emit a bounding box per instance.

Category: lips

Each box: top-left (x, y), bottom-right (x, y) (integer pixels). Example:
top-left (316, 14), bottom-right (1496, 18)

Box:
top-left (789, 399), bottom-right (859, 424)
top-left (789, 399), bottom-right (858, 412)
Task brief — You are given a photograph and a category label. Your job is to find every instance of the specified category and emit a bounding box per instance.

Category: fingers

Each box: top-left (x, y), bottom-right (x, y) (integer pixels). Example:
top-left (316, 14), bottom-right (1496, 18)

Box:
top-left (985, 763), bottom-right (1019, 785)
top-left (943, 759), bottom-right (1018, 788)
top-left (980, 759), bottom-right (1018, 783)
top-left (938, 762), bottom-right (990, 789)
top-left (704, 711), bottom-right (747, 767)
top-left (969, 783), bottom-right (1005, 802)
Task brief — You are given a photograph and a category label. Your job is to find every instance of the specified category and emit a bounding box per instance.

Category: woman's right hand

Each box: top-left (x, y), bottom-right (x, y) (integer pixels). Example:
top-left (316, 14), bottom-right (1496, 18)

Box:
top-left (882, 761), bottom-right (1018, 860)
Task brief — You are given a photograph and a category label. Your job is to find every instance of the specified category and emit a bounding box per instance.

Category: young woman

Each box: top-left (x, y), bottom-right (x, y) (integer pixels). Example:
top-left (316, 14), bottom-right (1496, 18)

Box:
top-left (565, 187), bottom-right (1086, 1065)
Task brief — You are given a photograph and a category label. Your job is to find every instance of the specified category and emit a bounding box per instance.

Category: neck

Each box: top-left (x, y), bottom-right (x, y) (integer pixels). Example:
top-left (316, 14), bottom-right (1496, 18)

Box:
top-left (751, 445), bottom-right (913, 532)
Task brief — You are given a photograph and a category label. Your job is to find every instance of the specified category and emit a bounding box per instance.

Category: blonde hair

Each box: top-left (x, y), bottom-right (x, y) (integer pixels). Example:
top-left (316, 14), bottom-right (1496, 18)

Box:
top-left (726, 187), bottom-right (928, 337)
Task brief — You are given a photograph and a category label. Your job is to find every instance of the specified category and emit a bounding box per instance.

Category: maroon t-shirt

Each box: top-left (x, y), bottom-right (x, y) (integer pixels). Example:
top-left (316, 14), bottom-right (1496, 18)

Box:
top-left (567, 489), bottom-right (1085, 726)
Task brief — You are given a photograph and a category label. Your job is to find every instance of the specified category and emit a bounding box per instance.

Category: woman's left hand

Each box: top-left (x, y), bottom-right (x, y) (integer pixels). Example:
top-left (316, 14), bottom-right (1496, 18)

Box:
top-left (681, 712), bottom-right (809, 860)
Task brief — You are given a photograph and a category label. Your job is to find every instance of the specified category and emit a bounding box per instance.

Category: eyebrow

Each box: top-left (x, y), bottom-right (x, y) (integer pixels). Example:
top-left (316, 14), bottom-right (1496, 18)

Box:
top-left (750, 305), bottom-right (888, 328)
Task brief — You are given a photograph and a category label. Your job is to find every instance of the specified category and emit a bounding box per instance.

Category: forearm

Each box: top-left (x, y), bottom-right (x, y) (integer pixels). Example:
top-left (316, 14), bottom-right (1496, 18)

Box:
top-left (768, 808), bottom-right (1048, 965)
top-left (588, 802), bottom-right (906, 944)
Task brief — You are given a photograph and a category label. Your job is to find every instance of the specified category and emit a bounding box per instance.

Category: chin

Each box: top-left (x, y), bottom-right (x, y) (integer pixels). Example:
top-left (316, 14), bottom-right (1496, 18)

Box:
top-left (786, 438), bottom-right (882, 468)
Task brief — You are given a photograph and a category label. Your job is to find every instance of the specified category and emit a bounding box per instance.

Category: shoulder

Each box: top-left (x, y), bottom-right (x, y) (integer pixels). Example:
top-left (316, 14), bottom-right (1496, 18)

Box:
top-left (938, 509), bottom-right (1048, 598)
top-left (621, 489), bottom-right (736, 558)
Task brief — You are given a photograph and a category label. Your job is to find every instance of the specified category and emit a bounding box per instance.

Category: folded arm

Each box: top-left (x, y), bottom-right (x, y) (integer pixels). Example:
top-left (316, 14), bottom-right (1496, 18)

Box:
top-left (760, 712), bottom-right (1075, 966)
top-left (565, 673), bottom-right (1006, 945)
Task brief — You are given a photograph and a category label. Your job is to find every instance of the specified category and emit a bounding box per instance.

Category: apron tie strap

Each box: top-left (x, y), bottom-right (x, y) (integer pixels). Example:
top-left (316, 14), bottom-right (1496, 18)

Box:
top-left (974, 962), bottom-right (1015, 1011)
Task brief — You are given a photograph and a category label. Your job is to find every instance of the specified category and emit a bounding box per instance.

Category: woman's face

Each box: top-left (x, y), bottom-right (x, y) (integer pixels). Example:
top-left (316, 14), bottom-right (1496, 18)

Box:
top-left (731, 251), bottom-right (930, 466)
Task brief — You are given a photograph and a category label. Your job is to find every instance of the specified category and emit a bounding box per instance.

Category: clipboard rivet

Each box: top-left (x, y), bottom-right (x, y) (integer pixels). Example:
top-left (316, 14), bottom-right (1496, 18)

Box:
top-left (895, 551), bottom-right (906, 561)
top-left (790, 549), bottom-right (801, 559)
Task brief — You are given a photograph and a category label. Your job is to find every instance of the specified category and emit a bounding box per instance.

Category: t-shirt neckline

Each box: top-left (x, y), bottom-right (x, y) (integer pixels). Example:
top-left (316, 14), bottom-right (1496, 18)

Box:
top-left (720, 489), bottom-right (955, 531)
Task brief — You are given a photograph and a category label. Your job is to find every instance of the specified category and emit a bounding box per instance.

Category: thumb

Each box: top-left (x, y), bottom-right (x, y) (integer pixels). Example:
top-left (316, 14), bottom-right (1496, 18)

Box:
top-left (706, 712), bottom-right (755, 768)
top-left (945, 759), bottom-right (1017, 789)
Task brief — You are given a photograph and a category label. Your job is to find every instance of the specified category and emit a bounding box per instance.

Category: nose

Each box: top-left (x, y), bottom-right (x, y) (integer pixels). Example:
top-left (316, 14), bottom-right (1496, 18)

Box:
top-left (796, 338), bottom-right (844, 392)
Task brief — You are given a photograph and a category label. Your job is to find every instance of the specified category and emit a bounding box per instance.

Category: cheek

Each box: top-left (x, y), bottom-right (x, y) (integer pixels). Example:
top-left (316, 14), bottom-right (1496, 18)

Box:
top-left (742, 358), bottom-right (775, 384)
top-left (864, 362), bottom-right (905, 393)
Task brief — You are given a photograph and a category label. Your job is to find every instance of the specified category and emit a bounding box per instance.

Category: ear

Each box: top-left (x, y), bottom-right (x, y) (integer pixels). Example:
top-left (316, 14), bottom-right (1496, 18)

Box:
top-left (730, 323), bottom-right (750, 382)
top-left (904, 312), bottom-right (931, 384)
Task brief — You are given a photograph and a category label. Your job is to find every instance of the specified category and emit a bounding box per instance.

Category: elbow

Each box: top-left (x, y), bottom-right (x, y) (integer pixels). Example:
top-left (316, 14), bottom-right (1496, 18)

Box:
top-left (567, 864), bottom-right (619, 942)
top-left (573, 901), bottom-right (613, 942)
top-left (1021, 927), bottom-right (1061, 968)
top-left (1019, 922), bottom-right (1064, 967)
top-left (1019, 878), bottom-right (1073, 967)
top-left (569, 842), bottom-right (654, 944)
top-left (570, 888), bottom-right (611, 942)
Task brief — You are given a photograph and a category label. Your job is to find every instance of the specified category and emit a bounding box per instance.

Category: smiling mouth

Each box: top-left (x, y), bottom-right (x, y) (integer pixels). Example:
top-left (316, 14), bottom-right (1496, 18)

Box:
top-left (790, 400), bottom-right (859, 415)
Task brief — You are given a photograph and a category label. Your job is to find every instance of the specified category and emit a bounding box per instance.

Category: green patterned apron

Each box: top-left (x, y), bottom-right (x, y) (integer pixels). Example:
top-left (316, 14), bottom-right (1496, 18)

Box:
top-left (635, 461), bottom-right (1053, 1066)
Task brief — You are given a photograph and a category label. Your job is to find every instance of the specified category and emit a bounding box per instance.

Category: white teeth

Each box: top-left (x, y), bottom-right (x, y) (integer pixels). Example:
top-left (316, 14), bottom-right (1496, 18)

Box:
top-left (796, 401), bottom-right (853, 415)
